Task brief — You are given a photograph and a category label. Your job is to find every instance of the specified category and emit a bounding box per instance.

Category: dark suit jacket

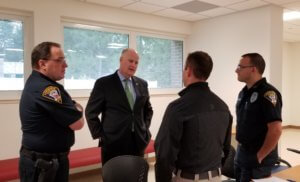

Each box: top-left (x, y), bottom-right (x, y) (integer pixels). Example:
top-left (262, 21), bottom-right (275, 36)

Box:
top-left (85, 71), bottom-right (153, 152)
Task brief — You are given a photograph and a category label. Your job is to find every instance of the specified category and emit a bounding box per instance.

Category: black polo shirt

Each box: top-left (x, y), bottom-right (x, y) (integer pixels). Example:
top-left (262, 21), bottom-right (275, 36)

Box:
top-left (19, 70), bottom-right (82, 153)
top-left (236, 78), bottom-right (282, 152)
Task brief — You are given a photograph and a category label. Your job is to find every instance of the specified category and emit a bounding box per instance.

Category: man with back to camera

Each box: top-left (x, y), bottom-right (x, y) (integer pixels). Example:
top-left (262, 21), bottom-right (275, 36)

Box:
top-left (19, 41), bottom-right (84, 182)
top-left (155, 51), bottom-right (232, 182)
top-left (85, 48), bottom-right (153, 165)
top-left (235, 53), bottom-right (282, 181)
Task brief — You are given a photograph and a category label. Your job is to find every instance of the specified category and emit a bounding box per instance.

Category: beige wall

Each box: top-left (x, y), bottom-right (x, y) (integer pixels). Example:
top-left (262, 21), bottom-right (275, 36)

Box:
top-left (187, 5), bottom-right (283, 124)
top-left (0, 1), bottom-right (292, 160)
top-left (283, 42), bottom-right (300, 125)
top-left (0, 0), bottom-right (185, 159)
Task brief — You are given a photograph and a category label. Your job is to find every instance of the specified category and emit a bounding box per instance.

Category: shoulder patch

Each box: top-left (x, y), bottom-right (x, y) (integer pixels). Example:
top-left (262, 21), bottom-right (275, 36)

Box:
top-left (42, 86), bottom-right (62, 104)
top-left (264, 90), bottom-right (277, 106)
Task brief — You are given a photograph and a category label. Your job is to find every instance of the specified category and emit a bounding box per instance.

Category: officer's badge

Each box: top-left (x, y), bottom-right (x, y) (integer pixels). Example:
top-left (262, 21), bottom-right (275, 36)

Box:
top-left (250, 92), bottom-right (258, 103)
top-left (42, 86), bottom-right (62, 104)
top-left (264, 90), bottom-right (277, 106)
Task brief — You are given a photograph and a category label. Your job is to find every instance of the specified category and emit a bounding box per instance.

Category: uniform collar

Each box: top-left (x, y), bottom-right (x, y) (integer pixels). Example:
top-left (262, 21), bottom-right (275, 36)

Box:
top-left (242, 77), bottom-right (266, 93)
top-left (179, 82), bottom-right (209, 96)
top-left (32, 70), bottom-right (61, 85)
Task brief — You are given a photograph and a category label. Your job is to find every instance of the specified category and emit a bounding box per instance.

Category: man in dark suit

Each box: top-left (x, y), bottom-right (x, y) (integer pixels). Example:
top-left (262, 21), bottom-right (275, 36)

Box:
top-left (85, 48), bottom-right (153, 165)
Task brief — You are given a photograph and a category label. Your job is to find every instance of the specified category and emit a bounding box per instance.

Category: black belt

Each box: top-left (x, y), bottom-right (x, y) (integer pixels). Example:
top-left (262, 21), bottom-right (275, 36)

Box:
top-left (175, 168), bottom-right (221, 180)
top-left (20, 146), bottom-right (69, 161)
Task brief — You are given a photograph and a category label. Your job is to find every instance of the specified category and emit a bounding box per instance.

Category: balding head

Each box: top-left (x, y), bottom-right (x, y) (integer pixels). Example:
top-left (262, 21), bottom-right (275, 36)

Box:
top-left (119, 48), bottom-right (139, 78)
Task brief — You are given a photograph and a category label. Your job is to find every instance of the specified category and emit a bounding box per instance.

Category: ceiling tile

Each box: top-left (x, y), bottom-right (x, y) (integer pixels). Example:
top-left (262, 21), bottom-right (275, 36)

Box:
top-left (178, 14), bottom-right (209, 21)
top-left (198, 7), bottom-right (236, 17)
top-left (122, 2), bottom-right (165, 13)
top-left (154, 8), bottom-right (193, 18)
top-left (172, 0), bottom-right (219, 13)
top-left (228, 0), bottom-right (268, 11)
top-left (283, 1), bottom-right (300, 11)
top-left (85, 0), bottom-right (136, 8)
top-left (198, 0), bottom-right (247, 6)
top-left (140, 0), bottom-right (193, 8)
top-left (263, 0), bottom-right (299, 5)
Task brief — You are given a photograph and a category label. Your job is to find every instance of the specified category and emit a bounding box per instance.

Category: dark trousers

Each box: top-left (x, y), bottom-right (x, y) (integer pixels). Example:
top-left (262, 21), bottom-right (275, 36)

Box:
top-left (234, 145), bottom-right (273, 182)
top-left (101, 132), bottom-right (144, 165)
top-left (19, 152), bottom-right (69, 182)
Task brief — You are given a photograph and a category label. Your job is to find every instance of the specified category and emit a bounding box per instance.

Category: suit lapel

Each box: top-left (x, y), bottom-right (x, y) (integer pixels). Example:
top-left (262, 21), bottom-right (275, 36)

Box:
top-left (132, 77), bottom-right (141, 101)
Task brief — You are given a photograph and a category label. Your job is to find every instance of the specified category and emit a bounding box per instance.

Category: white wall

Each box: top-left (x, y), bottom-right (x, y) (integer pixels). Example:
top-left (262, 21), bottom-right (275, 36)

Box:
top-left (187, 5), bottom-right (283, 124)
top-left (283, 42), bottom-right (300, 125)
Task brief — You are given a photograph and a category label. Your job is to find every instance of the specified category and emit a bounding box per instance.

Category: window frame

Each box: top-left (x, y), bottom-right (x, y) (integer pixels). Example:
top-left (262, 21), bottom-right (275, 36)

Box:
top-left (62, 19), bottom-right (186, 97)
top-left (0, 10), bottom-right (33, 101)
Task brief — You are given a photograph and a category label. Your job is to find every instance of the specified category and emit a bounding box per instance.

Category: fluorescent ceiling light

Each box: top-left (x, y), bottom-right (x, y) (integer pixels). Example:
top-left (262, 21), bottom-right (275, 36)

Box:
top-left (107, 46), bottom-right (122, 49)
top-left (96, 55), bottom-right (107, 59)
top-left (283, 11), bottom-right (300, 21)
top-left (73, 24), bottom-right (103, 30)
top-left (5, 48), bottom-right (23, 52)
top-left (107, 43), bottom-right (127, 47)
top-left (67, 49), bottom-right (77, 53)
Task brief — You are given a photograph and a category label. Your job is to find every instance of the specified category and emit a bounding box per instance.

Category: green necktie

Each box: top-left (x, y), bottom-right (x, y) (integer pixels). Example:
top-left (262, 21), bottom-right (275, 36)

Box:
top-left (124, 79), bottom-right (134, 109)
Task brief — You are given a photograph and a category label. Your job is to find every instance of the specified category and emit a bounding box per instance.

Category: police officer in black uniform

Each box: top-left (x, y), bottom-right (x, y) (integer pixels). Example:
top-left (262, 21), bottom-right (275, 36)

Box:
top-left (19, 42), bottom-right (84, 182)
top-left (155, 51), bottom-right (232, 182)
top-left (235, 53), bottom-right (282, 182)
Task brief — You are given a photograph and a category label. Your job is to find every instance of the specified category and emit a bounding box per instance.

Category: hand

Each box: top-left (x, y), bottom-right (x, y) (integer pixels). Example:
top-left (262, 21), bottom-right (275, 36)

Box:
top-left (257, 153), bottom-right (263, 164)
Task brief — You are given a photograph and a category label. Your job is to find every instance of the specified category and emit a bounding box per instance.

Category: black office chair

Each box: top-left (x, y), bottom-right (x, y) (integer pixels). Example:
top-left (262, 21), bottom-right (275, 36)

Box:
top-left (271, 148), bottom-right (299, 173)
top-left (222, 145), bottom-right (236, 182)
top-left (221, 145), bottom-right (293, 181)
top-left (102, 155), bottom-right (149, 182)
top-left (222, 145), bottom-right (236, 179)
top-left (271, 156), bottom-right (291, 173)
top-left (287, 148), bottom-right (300, 154)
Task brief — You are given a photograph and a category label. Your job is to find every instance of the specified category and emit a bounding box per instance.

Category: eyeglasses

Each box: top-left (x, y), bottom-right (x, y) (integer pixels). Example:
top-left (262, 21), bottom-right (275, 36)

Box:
top-left (237, 65), bottom-right (254, 70)
top-left (45, 58), bottom-right (66, 63)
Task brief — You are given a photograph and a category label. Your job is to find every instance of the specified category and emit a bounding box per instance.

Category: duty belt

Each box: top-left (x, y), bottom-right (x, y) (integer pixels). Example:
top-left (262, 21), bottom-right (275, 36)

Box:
top-left (20, 146), bottom-right (69, 161)
top-left (174, 168), bottom-right (221, 180)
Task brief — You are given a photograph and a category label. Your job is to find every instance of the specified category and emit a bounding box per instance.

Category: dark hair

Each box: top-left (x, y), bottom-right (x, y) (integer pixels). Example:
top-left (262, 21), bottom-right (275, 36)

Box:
top-left (242, 53), bottom-right (265, 74)
top-left (185, 51), bottom-right (213, 80)
top-left (31, 42), bottom-right (61, 69)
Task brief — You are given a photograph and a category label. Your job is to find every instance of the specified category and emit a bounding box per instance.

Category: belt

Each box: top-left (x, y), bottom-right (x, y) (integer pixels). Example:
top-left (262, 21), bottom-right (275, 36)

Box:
top-left (20, 146), bottom-right (69, 161)
top-left (175, 168), bottom-right (221, 180)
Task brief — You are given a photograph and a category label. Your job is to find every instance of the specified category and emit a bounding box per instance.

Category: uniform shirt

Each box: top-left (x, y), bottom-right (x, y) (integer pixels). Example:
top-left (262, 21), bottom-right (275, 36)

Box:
top-left (19, 70), bottom-right (82, 153)
top-left (236, 78), bottom-right (282, 153)
top-left (155, 82), bottom-right (232, 182)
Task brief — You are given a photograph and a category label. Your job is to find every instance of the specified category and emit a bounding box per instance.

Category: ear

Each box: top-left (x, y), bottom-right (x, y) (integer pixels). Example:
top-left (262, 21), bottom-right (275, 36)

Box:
top-left (187, 66), bottom-right (192, 77)
top-left (251, 66), bottom-right (257, 73)
top-left (38, 59), bottom-right (47, 71)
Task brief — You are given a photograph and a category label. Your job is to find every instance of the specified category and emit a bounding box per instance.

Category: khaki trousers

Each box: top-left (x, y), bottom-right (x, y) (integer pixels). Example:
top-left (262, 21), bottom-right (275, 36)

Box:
top-left (172, 169), bottom-right (222, 182)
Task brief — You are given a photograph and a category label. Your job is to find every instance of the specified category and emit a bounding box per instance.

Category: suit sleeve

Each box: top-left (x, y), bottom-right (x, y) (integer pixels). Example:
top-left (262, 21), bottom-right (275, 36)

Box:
top-left (85, 79), bottom-right (105, 139)
top-left (143, 82), bottom-right (153, 128)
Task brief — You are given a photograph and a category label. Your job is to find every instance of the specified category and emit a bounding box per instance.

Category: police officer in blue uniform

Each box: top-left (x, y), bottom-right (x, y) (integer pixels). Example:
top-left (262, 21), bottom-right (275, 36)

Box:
top-left (19, 42), bottom-right (84, 182)
top-left (234, 53), bottom-right (282, 182)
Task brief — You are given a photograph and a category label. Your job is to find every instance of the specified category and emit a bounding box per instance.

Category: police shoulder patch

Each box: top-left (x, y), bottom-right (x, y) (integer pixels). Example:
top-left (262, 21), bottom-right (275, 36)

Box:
top-left (264, 90), bottom-right (277, 106)
top-left (42, 86), bottom-right (62, 104)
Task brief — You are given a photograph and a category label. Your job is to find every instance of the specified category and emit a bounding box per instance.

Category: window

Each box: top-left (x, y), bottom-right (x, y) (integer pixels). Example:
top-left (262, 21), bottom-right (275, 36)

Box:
top-left (0, 19), bottom-right (24, 90)
top-left (136, 35), bottom-right (183, 89)
top-left (63, 22), bottom-right (184, 91)
top-left (63, 26), bottom-right (129, 89)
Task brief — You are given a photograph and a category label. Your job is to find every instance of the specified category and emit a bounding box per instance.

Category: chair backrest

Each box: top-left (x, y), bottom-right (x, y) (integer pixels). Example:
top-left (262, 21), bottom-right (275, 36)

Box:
top-left (222, 145), bottom-right (236, 179)
top-left (102, 155), bottom-right (149, 182)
